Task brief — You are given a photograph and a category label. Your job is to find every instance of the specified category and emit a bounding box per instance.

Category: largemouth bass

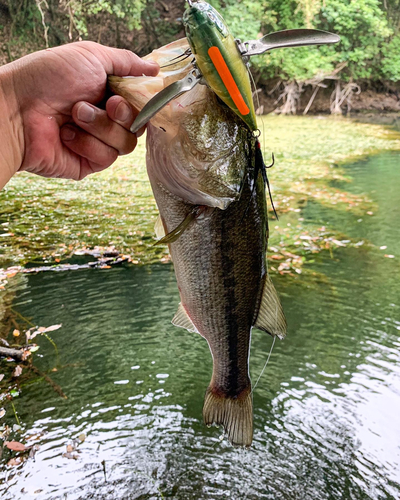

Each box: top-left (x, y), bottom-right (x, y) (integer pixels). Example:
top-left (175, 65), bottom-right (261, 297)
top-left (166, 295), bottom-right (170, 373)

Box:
top-left (109, 38), bottom-right (286, 447)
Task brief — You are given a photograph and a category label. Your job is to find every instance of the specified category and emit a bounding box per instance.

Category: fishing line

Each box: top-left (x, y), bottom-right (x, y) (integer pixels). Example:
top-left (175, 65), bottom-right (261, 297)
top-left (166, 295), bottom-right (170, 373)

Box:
top-left (160, 49), bottom-right (192, 68)
top-left (249, 336), bottom-right (276, 397)
top-left (248, 64), bottom-right (261, 117)
top-left (247, 65), bottom-right (278, 221)
top-left (247, 64), bottom-right (267, 166)
top-left (160, 53), bottom-right (192, 69)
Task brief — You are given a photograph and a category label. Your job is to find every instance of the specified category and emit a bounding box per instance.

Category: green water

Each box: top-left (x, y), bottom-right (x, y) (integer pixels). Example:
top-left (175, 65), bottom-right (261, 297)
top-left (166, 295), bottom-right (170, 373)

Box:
top-left (1, 152), bottom-right (400, 499)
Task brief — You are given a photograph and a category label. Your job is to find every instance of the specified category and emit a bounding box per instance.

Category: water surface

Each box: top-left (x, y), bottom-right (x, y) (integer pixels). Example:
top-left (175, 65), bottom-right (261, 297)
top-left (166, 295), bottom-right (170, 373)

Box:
top-left (1, 152), bottom-right (400, 499)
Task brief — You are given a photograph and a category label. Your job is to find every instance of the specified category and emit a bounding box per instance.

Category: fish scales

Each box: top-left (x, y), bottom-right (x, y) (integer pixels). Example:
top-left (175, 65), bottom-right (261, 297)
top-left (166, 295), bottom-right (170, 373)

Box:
top-left (108, 38), bottom-right (286, 447)
top-left (147, 114), bottom-right (266, 447)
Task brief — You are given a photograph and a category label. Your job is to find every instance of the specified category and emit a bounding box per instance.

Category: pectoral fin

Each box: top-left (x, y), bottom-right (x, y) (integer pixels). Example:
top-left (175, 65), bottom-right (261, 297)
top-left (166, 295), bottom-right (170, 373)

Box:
top-left (254, 275), bottom-right (287, 339)
top-left (154, 206), bottom-right (205, 245)
top-left (154, 215), bottom-right (166, 239)
top-left (172, 303), bottom-right (199, 334)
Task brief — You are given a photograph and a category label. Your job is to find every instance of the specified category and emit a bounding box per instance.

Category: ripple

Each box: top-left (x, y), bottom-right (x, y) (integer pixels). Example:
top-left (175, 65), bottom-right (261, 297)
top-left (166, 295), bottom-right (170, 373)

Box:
top-left (2, 153), bottom-right (400, 498)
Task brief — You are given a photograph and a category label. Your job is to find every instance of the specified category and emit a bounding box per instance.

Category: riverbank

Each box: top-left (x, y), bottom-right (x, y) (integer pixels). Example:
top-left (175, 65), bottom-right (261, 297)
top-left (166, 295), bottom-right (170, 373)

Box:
top-left (258, 86), bottom-right (400, 116)
top-left (1, 115), bottom-right (399, 273)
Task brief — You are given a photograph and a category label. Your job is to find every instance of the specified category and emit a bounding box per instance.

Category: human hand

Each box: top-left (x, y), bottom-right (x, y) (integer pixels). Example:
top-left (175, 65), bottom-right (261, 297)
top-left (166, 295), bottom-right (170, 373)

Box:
top-left (0, 41), bottom-right (159, 184)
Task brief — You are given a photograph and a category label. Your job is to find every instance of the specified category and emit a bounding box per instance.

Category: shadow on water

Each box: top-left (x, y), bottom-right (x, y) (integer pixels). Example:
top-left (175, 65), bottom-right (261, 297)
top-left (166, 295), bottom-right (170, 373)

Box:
top-left (1, 152), bottom-right (400, 499)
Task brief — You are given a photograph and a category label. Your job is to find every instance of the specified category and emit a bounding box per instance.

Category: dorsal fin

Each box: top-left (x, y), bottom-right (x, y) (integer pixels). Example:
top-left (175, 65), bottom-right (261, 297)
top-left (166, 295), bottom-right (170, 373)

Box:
top-left (254, 274), bottom-right (287, 339)
top-left (154, 215), bottom-right (166, 239)
top-left (172, 303), bottom-right (199, 333)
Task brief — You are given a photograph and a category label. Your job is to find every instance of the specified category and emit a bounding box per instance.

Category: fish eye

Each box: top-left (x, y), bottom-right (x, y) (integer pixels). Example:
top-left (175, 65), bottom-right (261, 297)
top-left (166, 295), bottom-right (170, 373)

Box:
top-left (196, 2), bottom-right (209, 11)
top-left (206, 11), bottom-right (228, 35)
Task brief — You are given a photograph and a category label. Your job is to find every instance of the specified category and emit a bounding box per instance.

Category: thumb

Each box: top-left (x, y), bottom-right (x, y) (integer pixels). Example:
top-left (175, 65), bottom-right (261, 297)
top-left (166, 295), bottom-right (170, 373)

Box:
top-left (87, 43), bottom-right (159, 77)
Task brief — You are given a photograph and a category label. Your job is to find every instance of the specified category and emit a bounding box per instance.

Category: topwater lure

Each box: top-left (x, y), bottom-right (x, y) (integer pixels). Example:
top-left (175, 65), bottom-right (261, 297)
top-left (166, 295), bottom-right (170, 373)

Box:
top-left (131, 1), bottom-right (339, 217)
top-left (130, 0), bottom-right (340, 134)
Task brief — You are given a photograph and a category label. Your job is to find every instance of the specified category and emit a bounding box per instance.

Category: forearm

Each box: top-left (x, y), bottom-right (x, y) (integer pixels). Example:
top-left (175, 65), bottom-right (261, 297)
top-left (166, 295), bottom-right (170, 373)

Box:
top-left (0, 64), bottom-right (24, 189)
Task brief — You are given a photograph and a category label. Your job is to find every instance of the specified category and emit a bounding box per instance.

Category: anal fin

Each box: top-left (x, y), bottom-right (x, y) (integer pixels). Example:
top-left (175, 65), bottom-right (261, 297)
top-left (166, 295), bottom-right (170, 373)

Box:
top-left (254, 274), bottom-right (287, 339)
top-left (172, 303), bottom-right (199, 334)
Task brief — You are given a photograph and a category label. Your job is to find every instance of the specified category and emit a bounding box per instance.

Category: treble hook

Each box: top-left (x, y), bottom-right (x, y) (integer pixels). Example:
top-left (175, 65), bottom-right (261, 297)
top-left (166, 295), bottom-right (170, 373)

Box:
top-left (265, 152), bottom-right (275, 169)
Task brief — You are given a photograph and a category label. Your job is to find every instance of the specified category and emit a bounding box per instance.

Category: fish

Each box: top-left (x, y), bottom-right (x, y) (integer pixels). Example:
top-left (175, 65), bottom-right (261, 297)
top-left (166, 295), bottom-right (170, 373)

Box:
top-left (109, 38), bottom-right (286, 447)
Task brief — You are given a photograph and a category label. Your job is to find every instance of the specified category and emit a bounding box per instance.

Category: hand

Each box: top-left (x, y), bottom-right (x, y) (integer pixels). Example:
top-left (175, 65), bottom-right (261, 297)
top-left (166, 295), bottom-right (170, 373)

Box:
top-left (1, 41), bottom-right (159, 183)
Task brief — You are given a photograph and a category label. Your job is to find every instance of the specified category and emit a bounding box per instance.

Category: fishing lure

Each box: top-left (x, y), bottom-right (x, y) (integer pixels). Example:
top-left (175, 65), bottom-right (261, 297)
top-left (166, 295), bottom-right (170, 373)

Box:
top-left (130, 1), bottom-right (339, 217)
top-left (131, 0), bottom-right (339, 134)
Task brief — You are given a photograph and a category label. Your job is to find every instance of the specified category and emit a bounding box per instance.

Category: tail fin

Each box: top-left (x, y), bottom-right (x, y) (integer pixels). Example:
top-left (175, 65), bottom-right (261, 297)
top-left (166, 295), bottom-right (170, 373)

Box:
top-left (203, 386), bottom-right (253, 447)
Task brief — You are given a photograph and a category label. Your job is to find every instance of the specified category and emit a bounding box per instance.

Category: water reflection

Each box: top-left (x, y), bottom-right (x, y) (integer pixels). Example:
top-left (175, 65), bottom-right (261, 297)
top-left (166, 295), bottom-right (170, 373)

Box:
top-left (1, 152), bottom-right (400, 499)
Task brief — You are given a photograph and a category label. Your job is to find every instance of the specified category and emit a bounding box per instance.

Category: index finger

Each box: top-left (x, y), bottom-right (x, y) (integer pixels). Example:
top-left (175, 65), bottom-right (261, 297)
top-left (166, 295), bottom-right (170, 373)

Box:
top-left (78, 42), bottom-right (160, 77)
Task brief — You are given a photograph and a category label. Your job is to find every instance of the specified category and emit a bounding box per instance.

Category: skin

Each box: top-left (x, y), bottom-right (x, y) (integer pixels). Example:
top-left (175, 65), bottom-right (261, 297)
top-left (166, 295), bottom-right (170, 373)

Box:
top-left (0, 41), bottom-right (159, 189)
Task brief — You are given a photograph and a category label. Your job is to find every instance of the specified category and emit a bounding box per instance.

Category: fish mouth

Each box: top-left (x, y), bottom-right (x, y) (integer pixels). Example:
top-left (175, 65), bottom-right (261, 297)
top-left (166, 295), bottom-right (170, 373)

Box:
top-left (108, 38), bottom-right (195, 128)
top-left (109, 38), bottom-right (250, 208)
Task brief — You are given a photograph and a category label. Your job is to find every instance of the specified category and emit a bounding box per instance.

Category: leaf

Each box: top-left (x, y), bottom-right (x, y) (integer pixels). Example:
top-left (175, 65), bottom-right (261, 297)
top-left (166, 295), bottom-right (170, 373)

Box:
top-left (10, 389), bottom-right (19, 398)
top-left (13, 366), bottom-right (22, 378)
top-left (21, 350), bottom-right (32, 361)
top-left (12, 329), bottom-right (20, 337)
top-left (5, 441), bottom-right (26, 452)
top-left (270, 254), bottom-right (284, 260)
top-left (31, 325), bottom-right (63, 339)
top-left (7, 457), bottom-right (24, 466)
top-left (0, 408), bottom-right (5, 418)
top-left (0, 374), bottom-right (4, 382)
top-left (42, 324), bottom-right (62, 333)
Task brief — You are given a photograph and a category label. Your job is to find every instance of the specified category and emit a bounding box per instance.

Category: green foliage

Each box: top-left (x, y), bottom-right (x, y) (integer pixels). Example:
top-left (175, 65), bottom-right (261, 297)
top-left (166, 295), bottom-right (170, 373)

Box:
top-left (209, 0), bottom-right (263, 41)
top-left (380, 35), bottom-right (400, 81)
top-left (69, 0), bottom-right (145, 36)
top-left (3, 0), bottom-right (400, 85)
top-left (6, 0), bottom-right (43, 43)
top-left (208, 0), bottom-right (399, 84)
top-left (249, 0), bottom-right (395, 82)
top-left (318, 0), bottom-right (391, 79)
top-left (260, 45), bottom-right (336, 81)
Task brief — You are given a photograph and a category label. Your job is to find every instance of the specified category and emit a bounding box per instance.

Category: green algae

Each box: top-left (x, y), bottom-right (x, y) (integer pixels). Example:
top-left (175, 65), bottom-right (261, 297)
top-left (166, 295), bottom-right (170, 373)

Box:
top-left (0, 116), bottom-right (399, 269)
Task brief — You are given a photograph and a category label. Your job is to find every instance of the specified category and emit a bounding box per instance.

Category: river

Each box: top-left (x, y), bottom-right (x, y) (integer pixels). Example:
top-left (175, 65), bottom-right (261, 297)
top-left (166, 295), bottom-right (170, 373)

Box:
top-left (1, 151), bottom-right (399, 499)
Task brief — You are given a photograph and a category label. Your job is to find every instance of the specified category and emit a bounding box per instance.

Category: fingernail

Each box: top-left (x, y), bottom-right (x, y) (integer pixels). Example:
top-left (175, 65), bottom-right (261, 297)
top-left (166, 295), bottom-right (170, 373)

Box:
top-left (61, 126), bottom-right (76, 141)
top-left (77, 103), bottom-right (95, 123)
top-left (145, 60), bottom-right (160, 75)
top-left (115, 101), bottom-right (131, 122)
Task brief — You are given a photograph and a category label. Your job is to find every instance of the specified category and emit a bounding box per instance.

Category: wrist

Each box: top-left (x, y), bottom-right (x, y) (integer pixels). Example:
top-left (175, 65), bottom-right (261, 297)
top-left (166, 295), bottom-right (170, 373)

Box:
top-left (0, 64), bottom-right (24, 189)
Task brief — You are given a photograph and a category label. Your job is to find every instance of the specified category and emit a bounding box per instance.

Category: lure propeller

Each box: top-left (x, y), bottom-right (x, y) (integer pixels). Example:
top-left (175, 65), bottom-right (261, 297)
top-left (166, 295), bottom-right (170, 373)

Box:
top-left (130, 69), bottom-right (202, 133)
top-left (239, 29), bottom-right (340, 57)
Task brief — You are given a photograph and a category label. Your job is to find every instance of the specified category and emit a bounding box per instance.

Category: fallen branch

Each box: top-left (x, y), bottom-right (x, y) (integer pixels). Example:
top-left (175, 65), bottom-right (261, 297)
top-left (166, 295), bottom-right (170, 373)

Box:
top-left (0, 346), bottom-right (27, 361)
